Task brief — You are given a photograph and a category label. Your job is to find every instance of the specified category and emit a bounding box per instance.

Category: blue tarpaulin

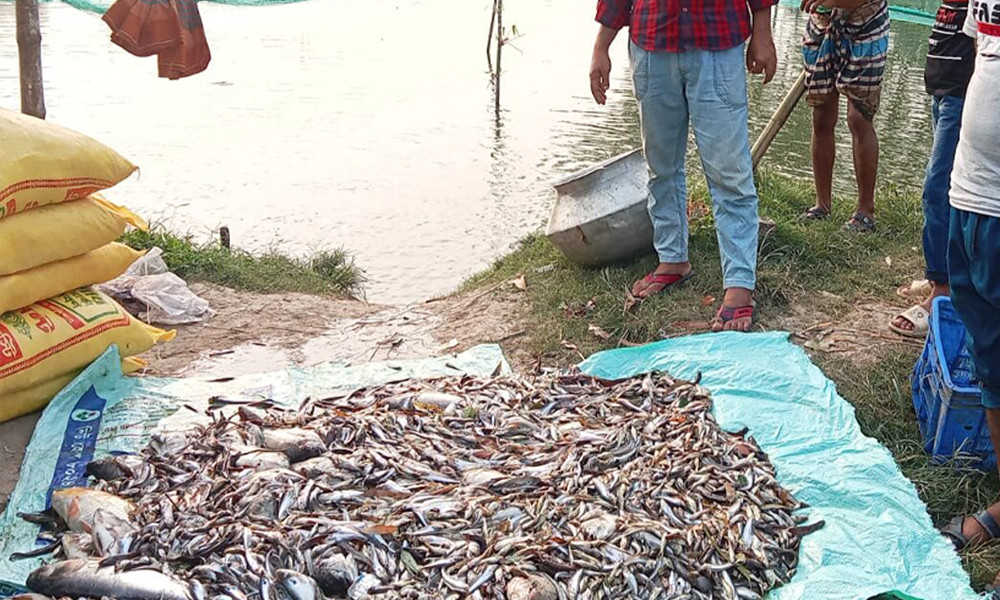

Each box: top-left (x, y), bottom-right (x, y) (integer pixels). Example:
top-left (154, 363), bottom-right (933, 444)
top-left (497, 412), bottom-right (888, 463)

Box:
top-left (579, 331), bottom-right (980, 600)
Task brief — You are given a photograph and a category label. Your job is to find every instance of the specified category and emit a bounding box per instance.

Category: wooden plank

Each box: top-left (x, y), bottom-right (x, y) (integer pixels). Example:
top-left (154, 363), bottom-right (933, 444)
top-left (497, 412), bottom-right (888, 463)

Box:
top-left (16, 0), bottom-right (46, 120)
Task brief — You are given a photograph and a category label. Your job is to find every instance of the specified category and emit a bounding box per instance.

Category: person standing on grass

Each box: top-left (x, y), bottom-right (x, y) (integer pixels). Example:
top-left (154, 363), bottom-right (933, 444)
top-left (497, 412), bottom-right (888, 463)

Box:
top-left (589, 0), bottom-right (777, 332)
top-left (937, 4), bottom-right (1000, 593)
top-left (798, 0), bottom-right (889, 233)
top-left (890, 0), bottom-right (975, 338)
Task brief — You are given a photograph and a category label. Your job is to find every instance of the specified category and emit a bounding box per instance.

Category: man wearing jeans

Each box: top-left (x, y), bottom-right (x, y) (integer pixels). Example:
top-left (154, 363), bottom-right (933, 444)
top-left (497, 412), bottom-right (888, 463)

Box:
top-left (939, 3), bottom-right (1000, 583)
top-left (890, 0), bottom-right (975, 337)
top-left (589, 0), bottom-right (777, 332)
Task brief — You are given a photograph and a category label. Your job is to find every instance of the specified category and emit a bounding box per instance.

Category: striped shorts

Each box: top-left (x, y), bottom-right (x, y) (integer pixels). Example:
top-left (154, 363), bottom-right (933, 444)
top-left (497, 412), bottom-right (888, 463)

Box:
top-left (802, 0), bottom-right (890, 120)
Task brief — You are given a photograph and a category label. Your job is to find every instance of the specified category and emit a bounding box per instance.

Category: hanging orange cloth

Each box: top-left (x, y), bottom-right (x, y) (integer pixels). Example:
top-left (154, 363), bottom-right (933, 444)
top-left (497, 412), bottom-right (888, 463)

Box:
top-left (102, 0), bottom-right (211, 80)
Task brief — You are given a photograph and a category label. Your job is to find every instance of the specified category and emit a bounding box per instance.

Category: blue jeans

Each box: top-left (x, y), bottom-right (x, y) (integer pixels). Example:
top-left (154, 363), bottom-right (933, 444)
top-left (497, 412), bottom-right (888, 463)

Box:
top-left (922, 95), bottom-right (965, 284)
top-left (629, 42), bottom-right (759, 291)
top-left (949, 208), bottom-right (1000, 409)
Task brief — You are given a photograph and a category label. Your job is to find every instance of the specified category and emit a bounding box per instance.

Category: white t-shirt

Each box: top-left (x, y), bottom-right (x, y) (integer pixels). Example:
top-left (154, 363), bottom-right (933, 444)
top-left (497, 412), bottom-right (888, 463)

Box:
top-left (950, 1), bottom-right (1000, 218)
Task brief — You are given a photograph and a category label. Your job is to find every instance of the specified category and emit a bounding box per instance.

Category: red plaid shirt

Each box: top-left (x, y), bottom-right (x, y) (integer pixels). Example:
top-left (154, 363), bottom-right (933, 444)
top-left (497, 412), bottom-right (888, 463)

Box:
top-left (597, 0), bottom-right (776, 52)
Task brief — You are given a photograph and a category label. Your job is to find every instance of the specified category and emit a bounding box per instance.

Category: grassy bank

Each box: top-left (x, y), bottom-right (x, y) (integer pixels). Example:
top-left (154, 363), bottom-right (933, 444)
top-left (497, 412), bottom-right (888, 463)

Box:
top-left (468, 172), bottom-right (1000, 588)
top-left (120, 228), bottom-right (365, 298)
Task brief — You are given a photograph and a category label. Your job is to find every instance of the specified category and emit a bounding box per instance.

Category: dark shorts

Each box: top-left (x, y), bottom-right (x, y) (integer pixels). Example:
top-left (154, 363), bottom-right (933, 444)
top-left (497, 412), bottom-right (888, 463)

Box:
top-left (949, 207), bottom-right (1000, 409)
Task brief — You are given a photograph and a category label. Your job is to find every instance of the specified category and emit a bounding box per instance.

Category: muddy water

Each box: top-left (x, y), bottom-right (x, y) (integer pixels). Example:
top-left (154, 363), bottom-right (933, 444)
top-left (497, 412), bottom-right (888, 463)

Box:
top-left (0, 0), bottom-right (936, 304)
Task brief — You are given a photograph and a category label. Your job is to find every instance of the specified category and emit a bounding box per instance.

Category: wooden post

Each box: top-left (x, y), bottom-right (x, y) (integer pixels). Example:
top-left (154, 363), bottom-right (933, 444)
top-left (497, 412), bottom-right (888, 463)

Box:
top-left (751, 69), bottom-right (807, 170)
top-left (494, 0), bottom-right (503, 117)
top-left (16, 0), bottom-right (46, 120)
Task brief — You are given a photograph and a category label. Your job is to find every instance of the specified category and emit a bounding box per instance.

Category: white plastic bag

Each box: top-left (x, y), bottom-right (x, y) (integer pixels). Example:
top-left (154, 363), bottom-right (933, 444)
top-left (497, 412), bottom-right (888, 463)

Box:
top-left (99, 248), bottom-right (214, 325)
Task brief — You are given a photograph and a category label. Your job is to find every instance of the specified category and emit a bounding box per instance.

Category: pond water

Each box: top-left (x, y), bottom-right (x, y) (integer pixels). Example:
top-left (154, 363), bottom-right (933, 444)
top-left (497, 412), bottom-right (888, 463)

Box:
top-left (0, 0), bottom-right (938, 303)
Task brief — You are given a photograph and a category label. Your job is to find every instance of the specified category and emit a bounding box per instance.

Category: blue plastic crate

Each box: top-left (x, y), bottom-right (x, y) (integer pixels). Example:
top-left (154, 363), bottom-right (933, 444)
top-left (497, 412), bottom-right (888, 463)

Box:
top-left (910, 297), bottom-right (992, 469)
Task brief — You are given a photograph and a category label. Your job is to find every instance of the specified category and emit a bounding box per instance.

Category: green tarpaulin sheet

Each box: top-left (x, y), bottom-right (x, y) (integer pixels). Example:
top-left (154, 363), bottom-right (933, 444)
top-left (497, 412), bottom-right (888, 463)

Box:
top-left (579, 331), bottom-right (981, 600)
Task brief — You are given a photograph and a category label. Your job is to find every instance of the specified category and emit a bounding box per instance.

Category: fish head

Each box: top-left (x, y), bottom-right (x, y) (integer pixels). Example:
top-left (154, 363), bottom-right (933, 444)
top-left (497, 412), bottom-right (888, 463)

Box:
top-left (275, 569), bottom-right (323, 600)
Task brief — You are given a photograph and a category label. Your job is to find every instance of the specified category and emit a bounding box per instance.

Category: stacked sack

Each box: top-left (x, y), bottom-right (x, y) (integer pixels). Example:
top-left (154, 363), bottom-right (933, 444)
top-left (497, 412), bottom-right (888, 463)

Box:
top-left (0, 107), bottom-right (174, 423)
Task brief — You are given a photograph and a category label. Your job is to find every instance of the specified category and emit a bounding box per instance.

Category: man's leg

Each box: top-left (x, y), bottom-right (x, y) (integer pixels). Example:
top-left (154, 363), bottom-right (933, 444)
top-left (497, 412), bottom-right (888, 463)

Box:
top-left (846, 99), bottom-right (879, 220)
top-left (893, 96), bottom-right (964, 332)
top-left (629, 43), bottom-right (692, 298)
top-left (809, 94), bottom-right (839, 214)
top-left (686, 45), bottom-right (758, 331)
top-left (949, 208), bottom-right (1000, 540)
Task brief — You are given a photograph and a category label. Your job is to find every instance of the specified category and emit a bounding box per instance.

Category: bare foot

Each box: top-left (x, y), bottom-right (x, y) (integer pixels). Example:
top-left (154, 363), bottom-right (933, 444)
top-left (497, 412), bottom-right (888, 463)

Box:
top-left (632, 262), bottom-right (693, 299)
top-left (712, 288), bottom-right (754, 332)
top-left (891, 281), bottom-right (950, 333)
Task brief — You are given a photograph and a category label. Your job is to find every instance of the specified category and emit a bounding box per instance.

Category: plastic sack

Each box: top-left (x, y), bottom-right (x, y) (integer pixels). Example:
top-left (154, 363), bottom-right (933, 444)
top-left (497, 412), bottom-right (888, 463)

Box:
top-left (0, 357), bottom-right (144, 424)
top-left (0, 289), bottom-right (174, 423)
top-left (0, 195), bottom-right (148, 276)
top-left (578, 332), bottom-right (980, 600)
top-left (0, 243), bottom-right (143, 315)
top-left (0, 108), bottom-right (137, 219)
top-left (0, 343), bottom-right (510, 593)
top-left (99, 248), bottom-right (214, 325)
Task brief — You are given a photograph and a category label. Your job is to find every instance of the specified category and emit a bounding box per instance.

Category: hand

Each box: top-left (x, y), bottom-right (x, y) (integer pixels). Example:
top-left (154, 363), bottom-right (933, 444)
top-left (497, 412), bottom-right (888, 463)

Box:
top-left (746, 33), bottom-right (777, 84)
top-left (800, 0), bottom-right (831, 12)
top-left (590, 50), bottom-right (612, 105)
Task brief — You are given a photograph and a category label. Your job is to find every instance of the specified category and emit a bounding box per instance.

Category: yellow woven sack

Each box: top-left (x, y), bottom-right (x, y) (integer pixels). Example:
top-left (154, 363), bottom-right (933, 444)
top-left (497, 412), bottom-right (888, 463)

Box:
top-left (0, 289), bottom-right (174, 404)
top-left (0, 195), bottom-right (148, 276)
top-left (0, 243), bottom-right (143, 314)
top-left (0, 357), bottom-right (145, 423)
top-left (0, 108), bottom-right (137, 219)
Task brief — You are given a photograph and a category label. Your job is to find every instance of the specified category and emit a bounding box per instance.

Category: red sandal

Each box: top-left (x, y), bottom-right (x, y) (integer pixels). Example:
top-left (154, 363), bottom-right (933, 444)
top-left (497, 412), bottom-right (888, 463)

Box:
top-left (636, 270), bottom-right (694, 296)
top-left (715, 305), bottom-right (755, 329)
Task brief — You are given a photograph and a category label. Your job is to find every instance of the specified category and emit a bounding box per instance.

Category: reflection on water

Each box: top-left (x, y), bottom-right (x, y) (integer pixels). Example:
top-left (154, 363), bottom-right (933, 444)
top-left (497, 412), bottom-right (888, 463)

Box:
top-left (0, 0), bottom-right (934, 303)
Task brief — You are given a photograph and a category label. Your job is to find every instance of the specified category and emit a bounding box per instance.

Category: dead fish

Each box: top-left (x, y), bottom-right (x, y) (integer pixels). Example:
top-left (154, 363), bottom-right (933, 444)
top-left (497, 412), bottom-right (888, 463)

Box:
top-left (347, 574), bottom-right (379, 600)
top-left (51, 488), bottom-right (134, 534)
top-left (91, 508), bottom-right (137, 557)
top-left (61, 532), bottom-right (95, 560)
top-left (580, 512), bottom-right (617, 540)
top-left (262, 429), bottom-right (326, 463)
top-left (312, 552), bottom-right (358, 597)
top-left (235, 451), bottom-right (291, 470)
top-left (506, 575), bottom-right (559, 600)
top-left (275, 569), bottom-right (324, 600)
top-left (27, 559), bottom-right (191, 600)
top-left (9, 537), bottom-right (62, 560)
top-left (86, 454), bottom-right (144, 482)
top-left (293, 456), bottom-right (337, 479)
top-left (148, 432), bottom-right (190, 456)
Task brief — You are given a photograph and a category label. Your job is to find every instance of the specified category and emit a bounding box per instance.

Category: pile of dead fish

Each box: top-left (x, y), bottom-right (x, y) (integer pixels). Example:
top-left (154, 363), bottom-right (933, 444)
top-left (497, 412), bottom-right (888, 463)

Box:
top-left (15, 371), bottom-right (820, 600)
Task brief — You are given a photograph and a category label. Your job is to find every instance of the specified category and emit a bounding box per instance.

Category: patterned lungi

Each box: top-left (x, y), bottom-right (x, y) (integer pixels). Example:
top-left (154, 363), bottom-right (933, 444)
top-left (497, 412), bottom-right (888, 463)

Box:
top-left (802, 0), bottom-right (890, 121)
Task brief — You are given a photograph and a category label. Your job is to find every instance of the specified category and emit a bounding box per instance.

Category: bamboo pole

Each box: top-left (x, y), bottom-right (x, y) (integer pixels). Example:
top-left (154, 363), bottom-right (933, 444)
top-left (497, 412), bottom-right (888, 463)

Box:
top-left (751, 69), bottom-right (807, 170)
top-left (16, 0), bottom-right (46, 119)
top-left (494, 0), bottom-right (503, 116)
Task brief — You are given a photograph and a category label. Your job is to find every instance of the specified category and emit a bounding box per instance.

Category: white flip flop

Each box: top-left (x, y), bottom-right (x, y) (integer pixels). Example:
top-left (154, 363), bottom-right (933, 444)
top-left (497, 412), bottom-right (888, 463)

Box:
top-left (889, 305), bottom-right (930, 338)
top-left (896, 280), bottom-right (932, 299)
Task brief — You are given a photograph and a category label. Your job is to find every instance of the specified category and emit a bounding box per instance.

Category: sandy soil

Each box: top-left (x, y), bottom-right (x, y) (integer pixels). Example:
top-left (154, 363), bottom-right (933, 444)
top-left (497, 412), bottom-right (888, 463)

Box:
top-left (0, 284), bottom-right (532, 511)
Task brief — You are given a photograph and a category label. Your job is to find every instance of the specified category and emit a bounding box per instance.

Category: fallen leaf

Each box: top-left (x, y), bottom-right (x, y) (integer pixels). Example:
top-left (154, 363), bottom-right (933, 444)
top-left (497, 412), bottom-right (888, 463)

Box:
top-left (588, 324), bottom-right (612, 340)
top-left (623, 291), bottom-right (640, 313)
top-left (701, 295), bottom-right (717, 307)
top-left (510, 273), bottom-right (527, 291)
top-left (885, 256), bottom-right (893, 267)
top-left (560, 340), bottom-right (585, 360)
top-left (618, 338), bottom-right (643, 348)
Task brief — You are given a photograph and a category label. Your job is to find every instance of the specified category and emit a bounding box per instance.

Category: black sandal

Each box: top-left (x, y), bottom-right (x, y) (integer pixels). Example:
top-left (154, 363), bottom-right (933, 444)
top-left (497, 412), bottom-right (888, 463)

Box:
top-left (799, 206), bottom-right (830, 221)
top-left (843, 212), bottom-right (876, 233)
top-left (941, 509), bottom-right (1000, 550)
